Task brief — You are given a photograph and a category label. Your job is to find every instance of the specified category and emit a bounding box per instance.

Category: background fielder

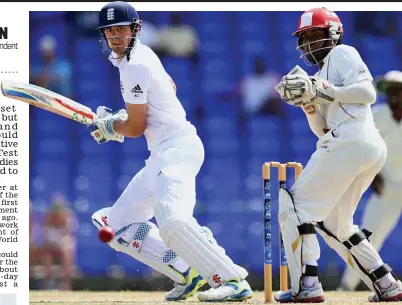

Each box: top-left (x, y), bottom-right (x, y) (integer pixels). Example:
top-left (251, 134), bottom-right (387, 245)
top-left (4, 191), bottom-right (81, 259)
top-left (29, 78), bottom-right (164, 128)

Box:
top-left (338, 70), bottom-right (402, 291)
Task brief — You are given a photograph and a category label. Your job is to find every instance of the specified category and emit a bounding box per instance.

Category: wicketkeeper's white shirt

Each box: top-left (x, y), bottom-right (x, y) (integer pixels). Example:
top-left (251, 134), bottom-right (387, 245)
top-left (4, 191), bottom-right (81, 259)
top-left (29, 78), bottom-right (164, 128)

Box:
top-left (314, 44), bottom-right (374, 129)
top-left (109, 40), bottom-right (196, 152)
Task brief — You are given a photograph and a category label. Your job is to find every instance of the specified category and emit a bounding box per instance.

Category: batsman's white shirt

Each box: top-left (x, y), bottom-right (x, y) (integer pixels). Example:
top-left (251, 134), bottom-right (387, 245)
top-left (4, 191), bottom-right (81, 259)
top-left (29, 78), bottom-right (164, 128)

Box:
top-left (106, 41), bottom-right (204, 229)
top-left (110, 40), bottom-right (196, 152)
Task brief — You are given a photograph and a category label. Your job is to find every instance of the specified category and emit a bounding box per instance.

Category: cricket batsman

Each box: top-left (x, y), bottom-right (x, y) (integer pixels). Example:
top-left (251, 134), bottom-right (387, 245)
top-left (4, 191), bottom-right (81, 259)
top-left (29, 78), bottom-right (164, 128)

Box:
top-left (274, 7), bottom-right (402, 303)
top-left (89, 1), bottom-right (253, 302)
top-left (338, 70), bottom-right (402, 292)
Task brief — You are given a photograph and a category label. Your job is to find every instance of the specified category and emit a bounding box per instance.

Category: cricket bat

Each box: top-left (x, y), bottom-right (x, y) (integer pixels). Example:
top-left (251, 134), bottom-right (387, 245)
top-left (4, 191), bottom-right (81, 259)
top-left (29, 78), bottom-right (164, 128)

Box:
top-left (0, 79), bottom-right (97, 125)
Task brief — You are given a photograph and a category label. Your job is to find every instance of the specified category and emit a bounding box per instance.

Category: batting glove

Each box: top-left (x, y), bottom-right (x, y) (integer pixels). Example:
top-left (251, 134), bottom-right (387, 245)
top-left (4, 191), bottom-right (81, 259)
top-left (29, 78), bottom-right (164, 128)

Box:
top-left (96, 106), bottom-right (114, 119)
top-left (89, 108), bottom-right (127, 144)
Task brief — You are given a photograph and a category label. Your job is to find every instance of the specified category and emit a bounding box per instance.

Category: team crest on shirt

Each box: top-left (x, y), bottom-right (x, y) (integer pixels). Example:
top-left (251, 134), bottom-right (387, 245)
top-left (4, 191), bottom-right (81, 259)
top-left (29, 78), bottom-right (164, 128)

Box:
top-left (303, 104), bottom-right (316, 114)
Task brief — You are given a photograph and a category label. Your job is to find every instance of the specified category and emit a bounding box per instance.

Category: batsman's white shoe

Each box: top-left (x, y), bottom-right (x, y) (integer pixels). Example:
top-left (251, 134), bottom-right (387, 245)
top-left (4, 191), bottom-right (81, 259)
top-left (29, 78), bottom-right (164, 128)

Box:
top-left (165, 267), bottom-right (206, 301)
top-left (368, 280), bottom-right (402, 302)
top-left (197, 279), bottom-right (253, 302)
top-left (274, 282), bottom-right (325, 303)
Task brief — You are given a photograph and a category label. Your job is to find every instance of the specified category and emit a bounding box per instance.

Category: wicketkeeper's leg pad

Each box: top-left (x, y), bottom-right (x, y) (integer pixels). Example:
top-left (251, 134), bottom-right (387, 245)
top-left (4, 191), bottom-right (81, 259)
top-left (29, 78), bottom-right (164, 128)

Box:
top-left (315, 222), bottom-right (396, 299)
top-left (278, 188), bottom-right (320, 296)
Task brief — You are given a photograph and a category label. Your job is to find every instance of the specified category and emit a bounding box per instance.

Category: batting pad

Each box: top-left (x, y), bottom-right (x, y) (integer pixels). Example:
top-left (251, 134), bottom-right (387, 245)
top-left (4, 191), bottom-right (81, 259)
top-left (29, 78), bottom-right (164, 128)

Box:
top-left (92, 208), bottom-right (187, 284)
top-left (194, 221), bottom-right (248, 279)
top-left (315, 223), bottom-right (393, 299)
top-left (155, 202), bottom-right (245, 288)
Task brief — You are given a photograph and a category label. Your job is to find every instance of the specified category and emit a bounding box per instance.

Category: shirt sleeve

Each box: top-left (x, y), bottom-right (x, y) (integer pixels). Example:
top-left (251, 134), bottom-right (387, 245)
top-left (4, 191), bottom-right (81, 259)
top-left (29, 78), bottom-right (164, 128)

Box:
top-left (333, 80), bottom-right (376, 104)
top-left (332, 46), bottom-right (373, 86)
top-left (120, 63), bottom-right (150, 104)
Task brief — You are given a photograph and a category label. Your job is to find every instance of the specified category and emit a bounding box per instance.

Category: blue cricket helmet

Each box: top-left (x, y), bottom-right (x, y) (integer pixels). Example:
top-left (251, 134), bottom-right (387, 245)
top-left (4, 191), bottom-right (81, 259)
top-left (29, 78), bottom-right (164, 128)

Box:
top-left (98, 1), bottom-right (140, 29)
top-left (97, 1), bottom-right (142, 60)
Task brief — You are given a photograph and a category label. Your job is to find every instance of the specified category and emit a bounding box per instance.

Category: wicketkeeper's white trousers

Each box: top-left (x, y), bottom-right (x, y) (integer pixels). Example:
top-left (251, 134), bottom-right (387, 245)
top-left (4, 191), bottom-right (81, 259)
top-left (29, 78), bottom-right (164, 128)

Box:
top-left (339, 181), bottom-right (402, 290)
top-left (289, 118), bottom-right (387, 266)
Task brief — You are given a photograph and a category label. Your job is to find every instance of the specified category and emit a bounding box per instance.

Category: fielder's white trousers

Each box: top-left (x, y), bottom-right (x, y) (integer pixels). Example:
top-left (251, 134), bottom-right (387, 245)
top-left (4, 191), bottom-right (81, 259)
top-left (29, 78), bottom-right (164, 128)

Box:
top-left (289, 117), bottom-right (387, 265)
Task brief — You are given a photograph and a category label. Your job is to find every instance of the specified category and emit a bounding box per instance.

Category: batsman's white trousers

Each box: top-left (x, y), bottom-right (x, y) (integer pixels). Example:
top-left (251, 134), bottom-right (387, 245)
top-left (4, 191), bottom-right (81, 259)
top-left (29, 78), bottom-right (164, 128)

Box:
top-left (107, 130), bottom-right (205, 230)
top-left (101, 129), bottom-right (250, 285)
top-left (340, 181), bottom-right (402, 290)
top-left (289, 117), bottom-right (387, 263)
